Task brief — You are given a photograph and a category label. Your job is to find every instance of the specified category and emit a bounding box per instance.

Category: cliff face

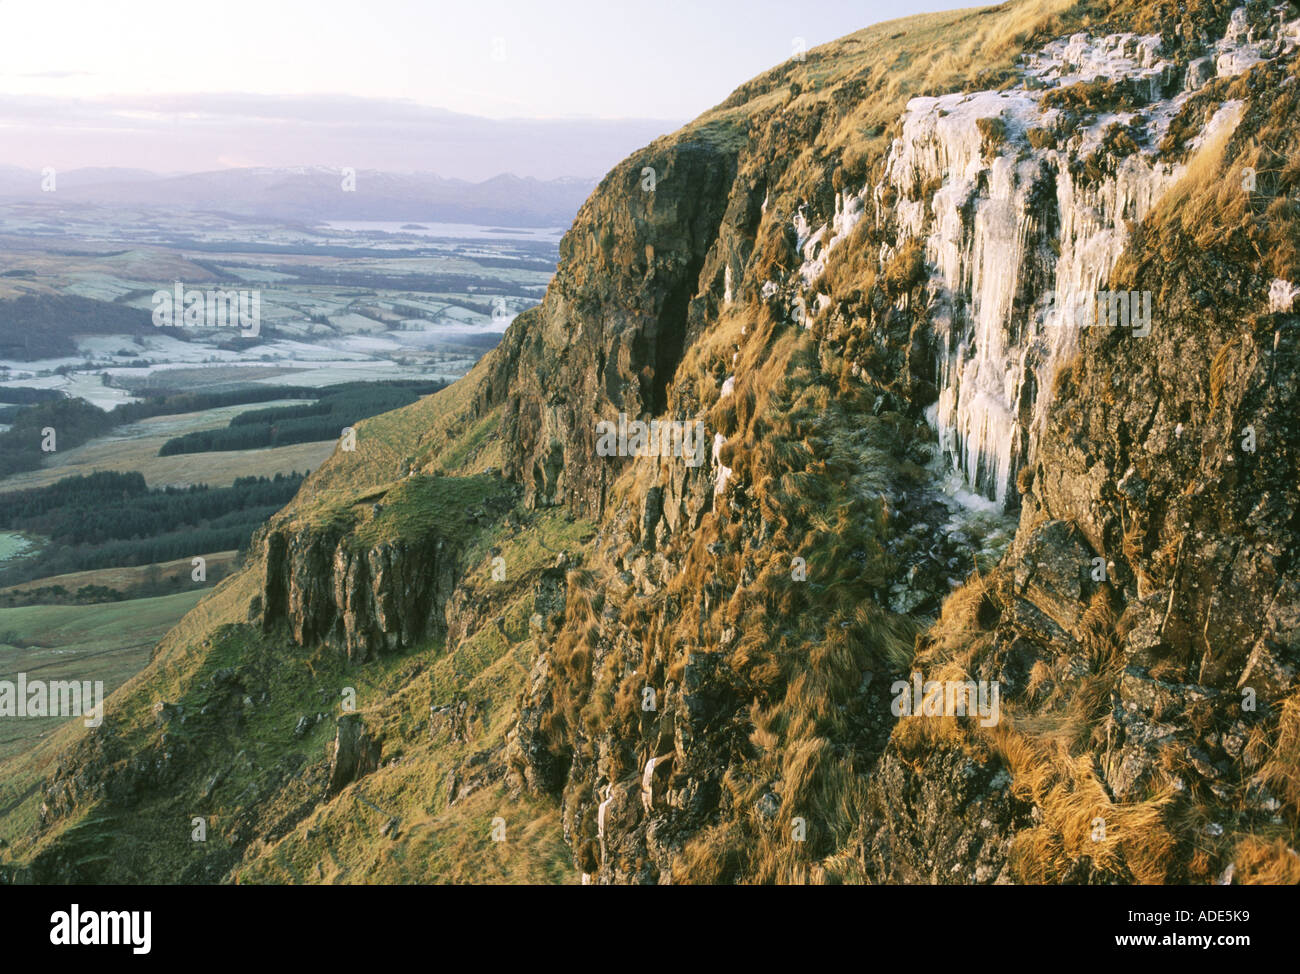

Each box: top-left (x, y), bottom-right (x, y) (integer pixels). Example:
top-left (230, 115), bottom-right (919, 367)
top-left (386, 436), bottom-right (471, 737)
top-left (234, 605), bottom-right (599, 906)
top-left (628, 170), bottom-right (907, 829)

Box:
top-left (495, 0), bottom-right (1300, 884)
top-left (260, 524), bottom-right (458, 662)
top-left (4, 0), bottom-right (1299, 885)
top-left (501, 136), bottom-right (748, 515)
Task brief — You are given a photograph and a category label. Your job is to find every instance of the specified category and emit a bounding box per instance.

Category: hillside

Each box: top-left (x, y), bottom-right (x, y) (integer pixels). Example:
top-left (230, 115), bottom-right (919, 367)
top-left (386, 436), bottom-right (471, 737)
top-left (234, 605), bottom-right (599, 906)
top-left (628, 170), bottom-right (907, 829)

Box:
top-left (2, 0), bottom-right (1298, 884)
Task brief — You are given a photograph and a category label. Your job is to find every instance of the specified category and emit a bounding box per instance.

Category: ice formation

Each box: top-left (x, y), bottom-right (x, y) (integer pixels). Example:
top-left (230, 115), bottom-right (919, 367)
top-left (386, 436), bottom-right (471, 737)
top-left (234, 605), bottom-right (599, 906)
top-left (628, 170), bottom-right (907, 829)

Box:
top-left (640, 756), bottom-right (660, 812)
top-left (790, 8), bottom-right (1292, 507)
top-left (1270, 278), bottom-right (1300, 313)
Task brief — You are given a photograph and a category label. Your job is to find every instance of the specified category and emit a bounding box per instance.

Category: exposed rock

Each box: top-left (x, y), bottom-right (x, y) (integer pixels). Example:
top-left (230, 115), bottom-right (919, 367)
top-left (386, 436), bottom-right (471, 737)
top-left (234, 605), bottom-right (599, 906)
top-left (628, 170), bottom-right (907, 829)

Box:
top-left (327, 714), bottom-right (381, 795)
top-left (865, 745), bottom-right (1031, 884)
top-left (260, 523), bottom-right (458, 662)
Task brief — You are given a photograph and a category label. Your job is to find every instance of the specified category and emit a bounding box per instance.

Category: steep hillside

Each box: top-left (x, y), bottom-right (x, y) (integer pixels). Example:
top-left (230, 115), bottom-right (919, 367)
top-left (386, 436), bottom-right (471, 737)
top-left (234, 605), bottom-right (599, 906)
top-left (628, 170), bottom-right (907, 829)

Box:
top-left (2, 0), bottom-right (1298, 884)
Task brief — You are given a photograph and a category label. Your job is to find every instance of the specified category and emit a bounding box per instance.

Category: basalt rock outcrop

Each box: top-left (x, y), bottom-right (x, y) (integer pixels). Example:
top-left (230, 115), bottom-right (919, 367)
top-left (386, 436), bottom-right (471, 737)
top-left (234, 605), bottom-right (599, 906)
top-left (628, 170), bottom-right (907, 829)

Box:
top-left (501, 136), bottom-right (750, 516)
top-left (260, 524), bottom-right (458, 662)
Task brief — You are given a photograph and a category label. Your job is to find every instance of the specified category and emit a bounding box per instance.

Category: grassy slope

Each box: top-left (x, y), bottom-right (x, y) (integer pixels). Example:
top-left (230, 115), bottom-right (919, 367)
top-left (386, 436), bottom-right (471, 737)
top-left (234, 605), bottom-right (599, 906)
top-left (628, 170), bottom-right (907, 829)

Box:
top-left (0, 340), bottom-right (594, 881)
top-left (0, 591), bottom-right (205, 761)
top-left (233, 509), bottom-right (591, 884)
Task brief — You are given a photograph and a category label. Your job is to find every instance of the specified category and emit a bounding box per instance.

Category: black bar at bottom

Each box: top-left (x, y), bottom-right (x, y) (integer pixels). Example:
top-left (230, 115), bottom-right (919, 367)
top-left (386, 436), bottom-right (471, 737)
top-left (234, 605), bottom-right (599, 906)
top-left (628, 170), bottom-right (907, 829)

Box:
top-left (0, 882), bottom-right (1281, 961)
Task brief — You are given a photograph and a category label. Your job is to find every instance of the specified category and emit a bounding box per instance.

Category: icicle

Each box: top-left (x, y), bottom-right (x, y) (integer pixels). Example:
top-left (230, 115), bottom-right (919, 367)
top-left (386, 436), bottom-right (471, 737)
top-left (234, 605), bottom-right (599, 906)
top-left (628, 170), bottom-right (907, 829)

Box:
top-left (869, 14), bottom-right (1269, 508)
top-left (640, 757), bottom-right (659, 812)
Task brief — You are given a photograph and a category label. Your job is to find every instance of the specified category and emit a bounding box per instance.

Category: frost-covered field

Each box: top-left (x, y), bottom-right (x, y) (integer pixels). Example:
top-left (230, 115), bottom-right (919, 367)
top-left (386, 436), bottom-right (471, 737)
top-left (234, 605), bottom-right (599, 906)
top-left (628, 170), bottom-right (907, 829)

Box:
top-left (0, 210), bottom-right (555, 402)
top-left (0, 532), bottom-right (33, 563)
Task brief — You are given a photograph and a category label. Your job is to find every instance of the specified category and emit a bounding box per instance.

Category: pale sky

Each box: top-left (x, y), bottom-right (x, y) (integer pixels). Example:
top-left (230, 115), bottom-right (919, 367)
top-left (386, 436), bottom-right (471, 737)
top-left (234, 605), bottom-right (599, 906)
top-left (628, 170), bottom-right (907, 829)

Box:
top-left (0, 0), bottom-right (982, 177)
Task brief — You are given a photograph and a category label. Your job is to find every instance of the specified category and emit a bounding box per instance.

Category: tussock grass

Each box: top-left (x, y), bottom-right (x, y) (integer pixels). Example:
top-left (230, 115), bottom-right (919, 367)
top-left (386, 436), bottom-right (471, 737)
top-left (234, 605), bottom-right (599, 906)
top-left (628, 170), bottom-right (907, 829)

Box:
top-left (1229, 835), bottom-right (1300, 885)
top-left (911, 562), bottom-right (1186, 884)
top-left (1258, 688), bottom-right (1300, 824)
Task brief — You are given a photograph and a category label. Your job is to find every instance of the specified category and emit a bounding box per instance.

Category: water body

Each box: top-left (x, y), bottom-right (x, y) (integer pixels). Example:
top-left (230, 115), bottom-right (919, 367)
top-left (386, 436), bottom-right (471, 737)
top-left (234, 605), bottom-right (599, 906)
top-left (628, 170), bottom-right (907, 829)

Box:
top-left (321, 221), bottom-right (567, 244)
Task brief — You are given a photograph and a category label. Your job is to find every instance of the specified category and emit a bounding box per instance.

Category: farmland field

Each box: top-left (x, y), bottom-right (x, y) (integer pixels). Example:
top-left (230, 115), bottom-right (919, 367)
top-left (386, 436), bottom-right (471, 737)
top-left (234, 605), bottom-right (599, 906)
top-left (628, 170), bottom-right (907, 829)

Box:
top-left (0, 202), bottom-right (558, 767)
top-left (0, 427), bottom-right (334, 492)
top-left (0, 550), bottom-right (239, 599)
top-left (0, 590), bottom-right (205, 759)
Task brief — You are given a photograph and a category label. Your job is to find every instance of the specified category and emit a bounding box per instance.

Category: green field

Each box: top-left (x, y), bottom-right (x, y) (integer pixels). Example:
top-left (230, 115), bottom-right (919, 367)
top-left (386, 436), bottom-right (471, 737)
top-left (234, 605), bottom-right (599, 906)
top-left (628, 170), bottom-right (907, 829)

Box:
top-left (0, 549), bottom-right (238, 600)
top-left (0, 590), bottom-right (204, 760)
top-left (0, 400), bottom-right (332, 493)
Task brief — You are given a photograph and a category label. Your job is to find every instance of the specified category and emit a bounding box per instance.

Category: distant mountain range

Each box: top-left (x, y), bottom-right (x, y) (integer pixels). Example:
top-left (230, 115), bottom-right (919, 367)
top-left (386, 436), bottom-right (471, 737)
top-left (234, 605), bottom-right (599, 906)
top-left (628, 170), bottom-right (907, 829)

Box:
top-left (0, 166), bottom-right (597, 227)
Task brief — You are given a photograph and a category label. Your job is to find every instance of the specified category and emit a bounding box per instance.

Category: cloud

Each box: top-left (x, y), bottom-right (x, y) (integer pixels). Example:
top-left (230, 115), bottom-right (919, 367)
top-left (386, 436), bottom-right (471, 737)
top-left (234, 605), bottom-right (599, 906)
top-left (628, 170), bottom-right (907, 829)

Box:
top-left (0, 92), bottom-right (680, 180)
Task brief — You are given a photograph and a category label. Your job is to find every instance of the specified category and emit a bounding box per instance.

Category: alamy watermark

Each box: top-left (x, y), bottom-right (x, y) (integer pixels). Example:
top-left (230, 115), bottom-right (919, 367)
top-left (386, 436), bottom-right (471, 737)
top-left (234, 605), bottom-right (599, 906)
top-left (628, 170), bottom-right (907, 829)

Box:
top-left (50, 905), bottom-right (150, 954)
top-left (595, 413), bottom-right (707, 467)
top-left (152, 282), bottom-right (260, 338)
top-left (0, 673), bottom-right (104, 727)
top-left (1044, 289), bottom-right (1152, 337)
top-left (891, 673), bottom-right (1001, 727)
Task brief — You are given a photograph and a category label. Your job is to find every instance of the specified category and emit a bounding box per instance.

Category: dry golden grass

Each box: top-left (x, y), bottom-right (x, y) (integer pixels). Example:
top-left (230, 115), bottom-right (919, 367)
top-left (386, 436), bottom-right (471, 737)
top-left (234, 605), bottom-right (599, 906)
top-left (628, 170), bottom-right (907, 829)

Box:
top-left (1000, 728), bottom-right (1179, 884)
top-left (905, 557), bottom-right (1189, 884)
top-left (1258, 688), bottom-right (1300, 822)
top-left (1229, 835), bottom-right (1300, 884)
top-left (0, 549), bottom-right (239, 597)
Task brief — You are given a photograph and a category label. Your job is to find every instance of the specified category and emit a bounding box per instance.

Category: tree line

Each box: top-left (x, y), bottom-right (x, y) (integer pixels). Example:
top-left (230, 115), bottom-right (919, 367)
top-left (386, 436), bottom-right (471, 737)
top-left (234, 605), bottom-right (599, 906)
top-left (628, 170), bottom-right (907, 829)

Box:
top-left (157, 380), bottom-right (444, 456)
top-left (0, 383), bottom-right (341, 478)
top-left (0, 471), bottom-right (306, 587)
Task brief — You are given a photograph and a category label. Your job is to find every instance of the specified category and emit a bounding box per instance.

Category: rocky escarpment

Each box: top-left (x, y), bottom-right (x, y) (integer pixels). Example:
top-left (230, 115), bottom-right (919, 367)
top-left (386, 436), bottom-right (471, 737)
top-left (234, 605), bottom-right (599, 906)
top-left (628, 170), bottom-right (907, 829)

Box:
top-left (497, 1), bottom-right (1300, 884)
top-left (259, 524), bottom-right (458, 662)
top-left (501, 132), bottom-right (754, 516)
top-left (253, 474), bottom-right (517, 662)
